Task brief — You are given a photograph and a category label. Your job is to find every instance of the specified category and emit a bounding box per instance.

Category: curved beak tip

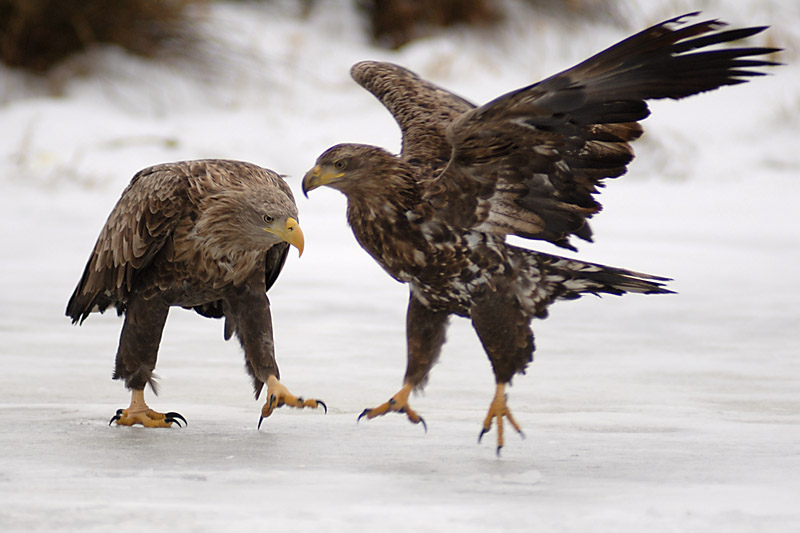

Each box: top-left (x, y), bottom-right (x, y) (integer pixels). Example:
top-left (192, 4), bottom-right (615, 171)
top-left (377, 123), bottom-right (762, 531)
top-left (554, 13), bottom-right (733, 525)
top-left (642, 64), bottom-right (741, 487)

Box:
top-left (302, 166), bottom-right (324, 198)
top-left (285, 218), bottom-right (305, 258)
top-left (301, 175), bottom-right (313, 198)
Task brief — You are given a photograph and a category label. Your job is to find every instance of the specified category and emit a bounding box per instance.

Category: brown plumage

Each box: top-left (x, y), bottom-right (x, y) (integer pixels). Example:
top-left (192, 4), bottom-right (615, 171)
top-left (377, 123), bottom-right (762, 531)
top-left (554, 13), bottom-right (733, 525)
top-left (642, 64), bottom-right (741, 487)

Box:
top-left (67, 159), bottom-right (324, 428)
top-left (302, 13), bottom-right (779, 452)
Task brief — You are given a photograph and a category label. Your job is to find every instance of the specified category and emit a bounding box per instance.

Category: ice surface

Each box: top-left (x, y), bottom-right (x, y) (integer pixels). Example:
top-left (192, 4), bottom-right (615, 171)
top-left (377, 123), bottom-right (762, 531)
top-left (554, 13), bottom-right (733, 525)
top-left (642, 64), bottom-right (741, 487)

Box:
top-left (1, 1), bottom-right (798, 531)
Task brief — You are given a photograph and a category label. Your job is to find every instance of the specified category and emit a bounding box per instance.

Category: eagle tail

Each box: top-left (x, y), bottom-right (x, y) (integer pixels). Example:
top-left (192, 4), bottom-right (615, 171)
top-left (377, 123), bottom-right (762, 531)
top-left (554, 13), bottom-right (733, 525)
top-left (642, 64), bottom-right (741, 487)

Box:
top-left (545, 254), bottom-right (673, 299)
top-left (513, 248), bottom-right (673, 317)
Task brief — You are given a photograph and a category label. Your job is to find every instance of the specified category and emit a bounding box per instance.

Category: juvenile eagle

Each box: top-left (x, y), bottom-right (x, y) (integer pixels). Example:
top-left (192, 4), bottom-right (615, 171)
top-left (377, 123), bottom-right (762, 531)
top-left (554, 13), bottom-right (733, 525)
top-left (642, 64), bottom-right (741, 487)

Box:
top-left (302, 14), bottom-right (778, 452)
top-left (67, 159), bottom-right (325, 427)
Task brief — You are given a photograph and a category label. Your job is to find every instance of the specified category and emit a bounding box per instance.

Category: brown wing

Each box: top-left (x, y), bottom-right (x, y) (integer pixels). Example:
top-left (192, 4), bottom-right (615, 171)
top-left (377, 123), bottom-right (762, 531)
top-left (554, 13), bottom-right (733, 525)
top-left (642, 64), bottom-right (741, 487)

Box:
top-left (425, 13), bottom-right (780, 250)
top-left (351, 61), bottom-right (475, 171)
top-left (66, 164), bottom-right (190, 323)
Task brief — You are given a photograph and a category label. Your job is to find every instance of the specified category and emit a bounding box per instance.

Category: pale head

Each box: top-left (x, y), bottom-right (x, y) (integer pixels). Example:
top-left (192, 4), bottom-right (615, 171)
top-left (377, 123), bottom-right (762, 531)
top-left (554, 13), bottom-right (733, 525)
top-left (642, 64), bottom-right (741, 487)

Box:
top-left (194, 188), bottom-right (304, 257)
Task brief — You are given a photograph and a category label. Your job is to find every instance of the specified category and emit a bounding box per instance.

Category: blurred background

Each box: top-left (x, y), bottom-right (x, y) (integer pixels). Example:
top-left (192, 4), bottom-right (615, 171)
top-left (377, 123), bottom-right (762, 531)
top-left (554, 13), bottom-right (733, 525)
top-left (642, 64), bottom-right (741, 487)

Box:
top-left (0, 0), bottom-right (795, 72)
top-left (0, 0), bottom-right (795, 190)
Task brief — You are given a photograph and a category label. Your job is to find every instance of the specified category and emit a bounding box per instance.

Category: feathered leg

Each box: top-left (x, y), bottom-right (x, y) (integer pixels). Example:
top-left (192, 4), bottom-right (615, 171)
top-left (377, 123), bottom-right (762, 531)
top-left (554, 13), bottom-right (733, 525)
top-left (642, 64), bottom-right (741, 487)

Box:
top-left (358, 292), bottom-right (450, 430)
top-left (224, 284), bottom-right (325, 428)
top-left (110, 294), bottom-right (185, 427)
top-left (470, 294), bottom-right (533, 454)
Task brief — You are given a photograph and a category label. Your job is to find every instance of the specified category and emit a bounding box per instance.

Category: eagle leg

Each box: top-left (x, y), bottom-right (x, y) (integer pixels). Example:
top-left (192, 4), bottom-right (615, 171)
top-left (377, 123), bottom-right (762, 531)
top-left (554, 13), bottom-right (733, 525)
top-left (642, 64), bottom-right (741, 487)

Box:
top-left (108, 389), bottom-right (186, 428)
top-left (357, 382), bottom-right (427, 432)
top-left (258, 376), bottom-right (327, 429)
top-left (478, 383), bottom-right (525, 455)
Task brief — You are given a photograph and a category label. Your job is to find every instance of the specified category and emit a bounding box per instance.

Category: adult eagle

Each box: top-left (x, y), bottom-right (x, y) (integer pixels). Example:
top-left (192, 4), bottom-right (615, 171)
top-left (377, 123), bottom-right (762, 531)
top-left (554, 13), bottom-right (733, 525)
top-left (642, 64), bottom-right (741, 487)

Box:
top-left (302, 14), bottom-right (778, 452)
top-left (67, 159), bottom-right (325, 427)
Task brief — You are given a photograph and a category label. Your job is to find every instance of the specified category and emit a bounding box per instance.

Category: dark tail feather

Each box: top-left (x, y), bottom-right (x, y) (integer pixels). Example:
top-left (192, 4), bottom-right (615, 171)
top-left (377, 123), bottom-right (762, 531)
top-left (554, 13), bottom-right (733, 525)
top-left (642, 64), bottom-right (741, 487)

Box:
top-left (546, 255), bottom-right (674, 299)
top-left (509, 246), bottom-right (672, 318)
top-left (568, 263), bottom-right (674, 297)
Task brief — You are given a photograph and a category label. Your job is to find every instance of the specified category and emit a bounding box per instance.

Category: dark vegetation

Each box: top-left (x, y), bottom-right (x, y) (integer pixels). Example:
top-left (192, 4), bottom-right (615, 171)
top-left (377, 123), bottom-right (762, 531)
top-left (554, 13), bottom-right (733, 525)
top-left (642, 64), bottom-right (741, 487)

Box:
top-left (357, 0), bottom-right (624, 49)
top-left (0, 0), bottom-right (201, 72)
top-left (0, 0), bottom-right (619, 73)
top-left (357, 0), bottom-right (502, 49)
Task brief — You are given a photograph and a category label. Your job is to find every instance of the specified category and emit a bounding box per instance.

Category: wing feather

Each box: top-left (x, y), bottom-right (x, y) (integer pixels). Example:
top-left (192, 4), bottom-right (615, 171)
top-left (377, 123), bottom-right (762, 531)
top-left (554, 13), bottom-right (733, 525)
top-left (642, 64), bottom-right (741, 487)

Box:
top-left (424, 13), bottom-right (780, 249)
top-left (66, 165), bottom-right (189, 323)
top-left (350, 61), bottom-right (475, 170)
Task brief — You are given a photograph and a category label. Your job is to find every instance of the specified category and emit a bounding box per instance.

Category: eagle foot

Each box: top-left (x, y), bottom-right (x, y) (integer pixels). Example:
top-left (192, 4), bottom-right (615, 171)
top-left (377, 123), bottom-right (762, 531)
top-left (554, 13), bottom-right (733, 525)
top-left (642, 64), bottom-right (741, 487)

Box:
top-left (109, 389), bottom-right (186, 428)
top-left (357, 383), bottom-right (427, 432)
top-left (258, 376), bottom-right (327, 429)
top-left (109, 408), bottom-right (186, 428)
top-left (478, 384), bottom-right (525, 455)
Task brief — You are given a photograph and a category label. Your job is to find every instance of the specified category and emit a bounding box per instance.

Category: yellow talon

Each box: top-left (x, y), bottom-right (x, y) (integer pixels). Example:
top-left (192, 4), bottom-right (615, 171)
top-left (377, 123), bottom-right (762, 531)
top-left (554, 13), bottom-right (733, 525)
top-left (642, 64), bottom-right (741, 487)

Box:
top-left (358, 383), bottom-right (427, 431)
top-left (258, 376), bottom-right (326, 429)
top-left (479, 383), bottom-right (524, 454)
top-left (109, 389), bottom-right (186, 427)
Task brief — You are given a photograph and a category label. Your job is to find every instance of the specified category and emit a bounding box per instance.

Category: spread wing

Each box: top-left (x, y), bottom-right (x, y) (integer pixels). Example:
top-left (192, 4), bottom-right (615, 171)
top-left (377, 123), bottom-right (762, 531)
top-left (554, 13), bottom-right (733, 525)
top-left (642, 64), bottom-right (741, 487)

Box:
top-left (420, 13), bottom-right (778, 250)
top-left (351, 60), bottom-right (475, 172)
top-left (66, 164), bottom-right (189, 323)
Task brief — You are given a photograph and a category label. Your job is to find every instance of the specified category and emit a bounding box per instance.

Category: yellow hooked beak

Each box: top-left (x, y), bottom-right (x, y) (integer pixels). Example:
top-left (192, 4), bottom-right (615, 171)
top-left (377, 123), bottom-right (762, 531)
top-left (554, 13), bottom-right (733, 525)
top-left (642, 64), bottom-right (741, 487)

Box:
top-left (302, 165), bottom-right (343, 197)
top-left (265, 217), bottom-right (304, 257)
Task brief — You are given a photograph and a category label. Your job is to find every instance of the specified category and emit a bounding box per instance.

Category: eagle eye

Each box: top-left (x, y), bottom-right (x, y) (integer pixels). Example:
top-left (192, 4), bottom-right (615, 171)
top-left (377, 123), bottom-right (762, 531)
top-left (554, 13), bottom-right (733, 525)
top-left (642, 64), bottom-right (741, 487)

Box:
top-left (263, 214), bottom-right (274, 224)
top-left (334, 160), bottom-right (347, 170)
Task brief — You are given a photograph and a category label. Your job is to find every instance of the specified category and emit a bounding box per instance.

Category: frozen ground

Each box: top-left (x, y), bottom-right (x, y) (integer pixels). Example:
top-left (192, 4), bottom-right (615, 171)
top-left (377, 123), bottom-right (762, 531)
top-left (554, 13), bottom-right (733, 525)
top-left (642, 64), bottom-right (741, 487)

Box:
top-left (1, 1), bottom-right (798, 531)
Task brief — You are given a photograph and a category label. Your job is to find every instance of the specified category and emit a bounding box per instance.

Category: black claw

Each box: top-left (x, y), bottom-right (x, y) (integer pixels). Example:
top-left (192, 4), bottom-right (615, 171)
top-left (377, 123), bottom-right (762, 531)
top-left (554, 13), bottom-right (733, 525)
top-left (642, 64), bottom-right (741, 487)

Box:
top-left (357, 408), bottom-right (370, 423)
top-left (418, 416), bottom-right (428, 433)
top-left (269, 394), bottom-right (277, 409)
top-left (164, 416), bottom-right (183, 428)
top-left (478, 427), bottom-right (490, 444)
top-left (165, 412), bottom-right (187, 427)
top-left (316, 400), bottom-right (327, 414)
top-left (109, 408), bottom-right (124, 426)
top-left (258, 415), bottom-right (265, 430)
top-left (496, 445), bottom-right (503, 457)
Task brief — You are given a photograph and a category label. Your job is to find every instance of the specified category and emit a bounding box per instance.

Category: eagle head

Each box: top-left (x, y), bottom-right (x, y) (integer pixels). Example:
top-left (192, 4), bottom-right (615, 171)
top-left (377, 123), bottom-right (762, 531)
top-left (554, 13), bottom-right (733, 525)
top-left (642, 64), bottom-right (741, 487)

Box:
top-left (302, 143), bottom-right (393, 198)
top-left (195, 189), bottom-right (304, 257)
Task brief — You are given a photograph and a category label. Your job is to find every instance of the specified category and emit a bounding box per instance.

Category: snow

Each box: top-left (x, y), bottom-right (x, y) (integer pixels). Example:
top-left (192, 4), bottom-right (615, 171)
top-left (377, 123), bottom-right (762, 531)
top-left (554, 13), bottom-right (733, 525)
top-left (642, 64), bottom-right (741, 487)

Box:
top-left (1, 1), bottom-right (799, 531)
